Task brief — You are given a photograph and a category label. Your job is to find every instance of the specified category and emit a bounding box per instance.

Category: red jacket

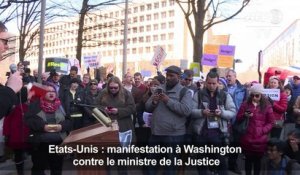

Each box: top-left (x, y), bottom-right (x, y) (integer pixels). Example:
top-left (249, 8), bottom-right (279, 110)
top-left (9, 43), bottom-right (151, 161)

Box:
top-left (272, 91), bottom-right (288, 121)
top-left (236, 102), bottom-right (274, 155)
top-left (3, 104), bottom-right (30, 149)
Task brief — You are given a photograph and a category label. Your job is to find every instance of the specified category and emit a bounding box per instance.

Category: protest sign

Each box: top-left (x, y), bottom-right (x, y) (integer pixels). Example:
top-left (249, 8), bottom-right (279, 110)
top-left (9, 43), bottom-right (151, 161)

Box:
top-left (263, 89), bottom-right (280, 101)
top-left (151, 46), bottom-right (167, 67)
top-left (45, 57), bottom-right (69, 74)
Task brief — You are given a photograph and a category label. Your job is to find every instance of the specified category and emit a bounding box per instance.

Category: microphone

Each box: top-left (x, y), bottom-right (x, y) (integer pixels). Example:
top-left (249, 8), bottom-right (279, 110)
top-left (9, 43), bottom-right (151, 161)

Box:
top-left (9, 63), bottom-right (17, 74)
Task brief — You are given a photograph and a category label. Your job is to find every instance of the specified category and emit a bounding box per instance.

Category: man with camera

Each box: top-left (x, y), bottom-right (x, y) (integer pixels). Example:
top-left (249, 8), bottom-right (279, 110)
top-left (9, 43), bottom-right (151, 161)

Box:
top-left (189, 69), bottom-right (236, 175)
top-left (0, 22), bottom-right (22, 119)
top-left (145, 65), bottom-right (193, 175)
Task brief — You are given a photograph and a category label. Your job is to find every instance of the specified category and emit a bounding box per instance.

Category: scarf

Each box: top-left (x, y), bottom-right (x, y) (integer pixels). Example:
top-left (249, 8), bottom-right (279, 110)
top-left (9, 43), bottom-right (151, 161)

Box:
top-left (40, 97), bottom-right (61, 113)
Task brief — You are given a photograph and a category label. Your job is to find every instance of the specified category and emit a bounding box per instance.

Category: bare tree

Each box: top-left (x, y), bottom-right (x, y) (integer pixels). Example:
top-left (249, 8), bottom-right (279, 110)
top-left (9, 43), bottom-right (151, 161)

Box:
top-left (176, 0), bottom-right (250, 71)
top-left (57, 0), bottom-right (122, 66)
top-left (15, 1), bottom-right (63, 62)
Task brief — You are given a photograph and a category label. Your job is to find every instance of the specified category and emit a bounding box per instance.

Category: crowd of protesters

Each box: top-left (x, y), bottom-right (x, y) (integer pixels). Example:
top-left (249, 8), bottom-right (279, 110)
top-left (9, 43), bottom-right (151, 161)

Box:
top-left (1, 23), bottom-right (300, 175)
top-left (1, 61), bottom-right (300, 175)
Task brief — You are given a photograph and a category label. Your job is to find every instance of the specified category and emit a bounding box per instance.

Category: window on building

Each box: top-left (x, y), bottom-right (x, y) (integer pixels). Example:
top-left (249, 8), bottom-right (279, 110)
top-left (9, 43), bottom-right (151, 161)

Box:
top-left (161, 23), bottom-right (166, 29)
top-left (162, 1), bottom-right (167, 7)
top-left (154, 13), bottom-right (159, 20)
top-left (168, 44), bottom-right (173, 52)
top-left (146, 36), bottom-right (151, 42)
top-left (132, 48), bottom-right (137, 54)
top-left (110, 12), bottom-right (113, 18)
top-left (140, 15), bottom-right (144, 22)
top-left (147, 4), bottom-right (152, 10)
top-left (133, 17), bottom-right (138, 23)
top-left (133, 27), bottom-right (137, 33)
top-left (146, 25), bottom-right (151, 31)
top-left (169, 0), bottom-right (175, 6)
top-left (134, 7), bottom-right (138, 13)
top-left (146, 14), bottom-right (151, 21)
top-left (168, 33), bottom-right (174, 40)
top-left (169, 10), bottom-right (174, 17)
top-left (169, 21), bottom-right (174, 28)
top-left (140, 5), bottom-right (145, 11)
top-left (146, 47), bottom-right (151, 53)
top-left (115, 11), bottom-right (119, 17)
top-left (154, 2), bottom-right (159, 8)
top-left (133, 37), bottom-right (137, 44)
top-left (153, 24), bottom-right (159, 30)
top-left (139, 37), bottom-right (144, 43)
top-left (139, 26), bottom-right (144, 32)
top-left (103, 51), bottom-right (106, 57)
top-left (108, 50), bottom-right (112, 56)
top-left (161, 34), bottom-right (166, 40)
top-left (109, 32), bottom-right (112, 37)
top-left (153, 35), bottom-right (158, 41)
top-left (121, 10), bottom-right (125, 16)
top-left (161, 12), bottom-right (166, 18)
top-left (139, 47), bottom-right (143, 54)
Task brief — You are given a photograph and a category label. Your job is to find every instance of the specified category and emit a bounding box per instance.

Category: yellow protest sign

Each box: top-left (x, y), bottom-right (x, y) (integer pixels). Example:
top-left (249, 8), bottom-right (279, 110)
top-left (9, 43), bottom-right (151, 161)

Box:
top-left (204, 44), bottom-right (219, 54)
top-left (217, 55), bottom-right (234, 68)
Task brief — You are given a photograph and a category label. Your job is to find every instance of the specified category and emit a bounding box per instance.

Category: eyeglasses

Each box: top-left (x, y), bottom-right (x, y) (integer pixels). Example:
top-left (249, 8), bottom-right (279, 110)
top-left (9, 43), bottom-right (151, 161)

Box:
top-left (251, 94), bottom-right (261, 98)
top-left (90, 83), bottom-right (97, 86)
top-left (0, 38), bottom-right (8, 45)
top-left (109, 86), bottom-right (119, 90)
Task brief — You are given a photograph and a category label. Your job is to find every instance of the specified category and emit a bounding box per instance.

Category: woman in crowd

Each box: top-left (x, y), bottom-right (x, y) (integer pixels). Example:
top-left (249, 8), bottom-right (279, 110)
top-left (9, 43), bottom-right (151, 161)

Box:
top-left (25, 83), bottom-right (71, 175)
top-left (267, 76), bottom-right (288, 138)
top-left (236, 83), bottom-right (275, 175)
top-left (96, 76), bottom-right (136, 144)
top-left (61, 78), bottom-right (84, 130)
top-left (82, 79), bottom-right (101, 127)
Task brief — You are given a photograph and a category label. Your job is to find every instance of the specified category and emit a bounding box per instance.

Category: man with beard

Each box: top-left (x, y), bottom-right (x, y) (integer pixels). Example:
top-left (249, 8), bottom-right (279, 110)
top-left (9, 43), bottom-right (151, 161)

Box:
top-left (189, 68), bottom-right (236, 175)
top-left (145, 65), bottom-right (193, 175)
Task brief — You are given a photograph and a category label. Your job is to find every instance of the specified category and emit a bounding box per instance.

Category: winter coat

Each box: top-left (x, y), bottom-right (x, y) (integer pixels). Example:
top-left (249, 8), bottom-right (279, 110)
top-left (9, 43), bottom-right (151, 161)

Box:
top-left (272, 91), bottom-right (288, 121)
top-left (228, 80), bottom-right (248, 111)
top-left (237, 102), bottom-right (275, 155)
top-left (145, 83), bottom-right (193, 136)
top-left (3, 104), bottom-right (30, 149)
top-left (189, 88), bottom-right (237, 135)
top-left (96, 88), bottom-right (136, 134)
top-left (24, 100), bottom-right (72, 145)
top-left (0, 84), bottom-right (17, 119)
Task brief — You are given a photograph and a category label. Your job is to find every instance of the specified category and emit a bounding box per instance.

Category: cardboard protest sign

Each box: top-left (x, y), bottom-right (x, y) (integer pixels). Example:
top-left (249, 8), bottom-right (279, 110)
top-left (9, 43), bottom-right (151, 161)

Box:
top-left (217, 55), bottom-right (234, 68)
top-left (201, 54), bottom-right (217, 66)
top-left (84, 55), bottom-right (99, 68)
top-left (151, 46), bottom-right (167, 67)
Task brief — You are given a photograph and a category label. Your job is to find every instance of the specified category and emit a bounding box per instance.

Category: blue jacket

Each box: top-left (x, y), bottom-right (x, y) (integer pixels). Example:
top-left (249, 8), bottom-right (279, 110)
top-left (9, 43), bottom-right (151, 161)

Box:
top-left (228, 80), bottom-right (247, 111)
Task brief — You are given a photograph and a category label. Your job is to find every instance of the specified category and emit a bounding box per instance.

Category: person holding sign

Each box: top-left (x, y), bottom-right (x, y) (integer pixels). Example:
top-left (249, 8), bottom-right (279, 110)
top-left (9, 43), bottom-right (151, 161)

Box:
top-left (267, 76), bottom-right (288, 138)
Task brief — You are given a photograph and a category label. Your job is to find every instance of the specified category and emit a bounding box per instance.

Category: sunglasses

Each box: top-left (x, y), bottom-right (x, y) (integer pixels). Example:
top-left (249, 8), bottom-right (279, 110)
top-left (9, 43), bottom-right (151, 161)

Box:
top-left (90, 83), bottom-right (97, 86)
top-left (0, 38), bottom-right (8, 45)
top-left (109, 86), bottom-right (119, 90)
top-left (251, 94), bottom-right (261, 98)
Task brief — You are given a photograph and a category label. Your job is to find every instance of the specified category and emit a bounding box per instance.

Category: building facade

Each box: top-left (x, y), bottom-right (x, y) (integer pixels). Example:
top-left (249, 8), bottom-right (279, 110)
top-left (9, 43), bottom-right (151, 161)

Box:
top-left (23, 0), bottom-right (194, 77)
top-left (262, 19), bottom-right (300, 70)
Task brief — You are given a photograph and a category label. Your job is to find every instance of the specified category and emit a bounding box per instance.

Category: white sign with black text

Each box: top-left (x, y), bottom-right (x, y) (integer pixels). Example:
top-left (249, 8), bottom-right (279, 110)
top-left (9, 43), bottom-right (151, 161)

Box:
top-left (151, 46), bottom-right (167, 67)
top-left (263, 89), bottom-right (280, 101)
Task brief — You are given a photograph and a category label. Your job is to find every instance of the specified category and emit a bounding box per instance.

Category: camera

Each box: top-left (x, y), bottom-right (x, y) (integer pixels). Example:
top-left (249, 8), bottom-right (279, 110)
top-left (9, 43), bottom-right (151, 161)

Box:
top-left (155, 87), bottom-right (163, 94)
